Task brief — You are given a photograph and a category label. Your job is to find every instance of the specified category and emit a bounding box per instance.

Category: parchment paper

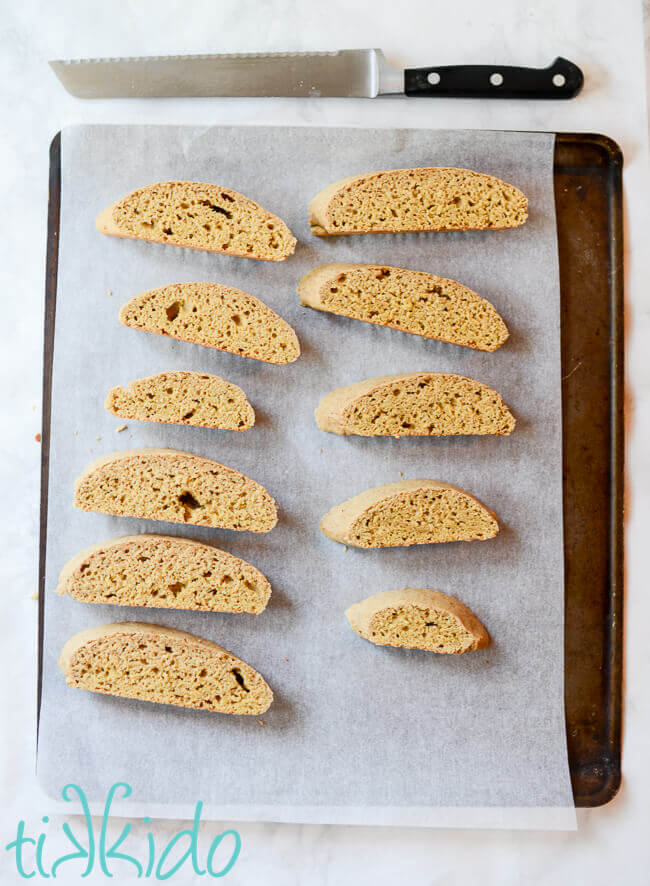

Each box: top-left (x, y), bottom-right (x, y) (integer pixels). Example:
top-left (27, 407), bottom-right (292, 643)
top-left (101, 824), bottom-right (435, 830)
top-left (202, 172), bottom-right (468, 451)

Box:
top-left (37, 125), bottom-right (575, 829)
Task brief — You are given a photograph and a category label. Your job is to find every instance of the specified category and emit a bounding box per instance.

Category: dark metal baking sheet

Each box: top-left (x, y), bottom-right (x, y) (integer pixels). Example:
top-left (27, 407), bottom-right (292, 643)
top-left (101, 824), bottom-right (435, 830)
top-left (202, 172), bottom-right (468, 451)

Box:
top-left (38, 130), bottom-right (623, 808)
top-left (554, 133), bottom-right (623, 806)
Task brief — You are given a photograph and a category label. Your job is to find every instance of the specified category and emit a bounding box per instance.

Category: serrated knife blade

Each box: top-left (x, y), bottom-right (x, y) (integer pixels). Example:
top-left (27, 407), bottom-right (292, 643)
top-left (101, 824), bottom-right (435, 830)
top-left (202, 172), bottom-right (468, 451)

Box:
top-left (48, 51), bottom-right (583, 100)
top-left (48, 49), bottom-right (400, 99)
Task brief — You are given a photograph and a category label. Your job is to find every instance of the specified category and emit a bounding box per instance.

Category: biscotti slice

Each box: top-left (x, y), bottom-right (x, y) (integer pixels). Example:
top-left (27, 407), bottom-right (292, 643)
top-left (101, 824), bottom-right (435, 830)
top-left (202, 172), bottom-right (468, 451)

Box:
top-left (56, 535), bottom-right (271, 613)
top-left (106, 371), bottom-right (255, 430)
top-left (309, 167), bottom-right (527, 235)
top-left (97, 181), bottom-right (296, 261)
top-left (74, 449), bottom-right (277, 532)
top-left (315, 372), bottom-right (515, 437)
top-left (298, 263), bottom-right (508, 352)
top-left (59, 623), bottom-right (273, 714)
top-left (321, 480), bottom-right (498, 548)
top-left (120, 283), bottom-right (300, 365)
top-left (345, 589), bottom-right (489, 653)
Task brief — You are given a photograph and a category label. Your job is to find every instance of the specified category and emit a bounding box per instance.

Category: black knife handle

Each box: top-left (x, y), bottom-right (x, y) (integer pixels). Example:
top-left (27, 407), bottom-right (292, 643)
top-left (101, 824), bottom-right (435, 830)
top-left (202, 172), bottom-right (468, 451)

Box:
top-left (404, 57), bottom-right (583, 99)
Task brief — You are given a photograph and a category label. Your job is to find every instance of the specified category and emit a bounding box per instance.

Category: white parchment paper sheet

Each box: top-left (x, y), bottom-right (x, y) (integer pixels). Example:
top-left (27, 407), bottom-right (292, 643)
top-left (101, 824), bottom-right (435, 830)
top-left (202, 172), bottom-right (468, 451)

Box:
top-left (37, 125), bottom-right (575, 829)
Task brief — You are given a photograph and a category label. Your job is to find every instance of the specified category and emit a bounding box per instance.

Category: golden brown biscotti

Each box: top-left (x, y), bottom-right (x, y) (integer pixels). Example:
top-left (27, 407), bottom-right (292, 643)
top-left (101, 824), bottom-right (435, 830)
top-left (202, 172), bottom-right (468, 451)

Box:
top-left (308, 167), bottom-right (528, 235)
top-left (97, 181), bottom-right (296, 261)
top-left (119, 283), bottom-right (300, 365)
top-left (321, 480), bottom-right (498, 548)
top-left (345, 589), bottom-right (489, 653)
top-left (74, 449), bottom-right (278, 532)
top-left (55, 535), bottom-right (271, 613)
top-left (59, 622), bottom-right (273, 714)
top-left (315, 372), bottom-right (515, 437)
top-left (298, 262), bottom-right (508, 352)
top-left (106, 371), bottom-right (255, 430)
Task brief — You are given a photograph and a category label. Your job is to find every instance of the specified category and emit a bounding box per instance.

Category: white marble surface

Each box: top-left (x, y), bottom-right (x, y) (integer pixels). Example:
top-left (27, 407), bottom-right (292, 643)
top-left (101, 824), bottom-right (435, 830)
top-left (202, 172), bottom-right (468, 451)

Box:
top-left (1, 0), bottom-right (650, 882)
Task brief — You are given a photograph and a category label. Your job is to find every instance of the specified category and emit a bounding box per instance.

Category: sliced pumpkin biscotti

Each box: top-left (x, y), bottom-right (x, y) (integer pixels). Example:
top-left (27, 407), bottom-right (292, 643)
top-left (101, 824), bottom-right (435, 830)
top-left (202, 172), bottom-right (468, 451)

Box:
top-left (106, 371), bottom-right (255, 430)
top-left (345, 589), bottom-right (489, 653)
top-left (56, 535), bottom-right (271, 613)
top-left (59, 623), bottom-right (273, 714)
top-left (120, 283), bottom-right (300, 365)
top-left (97, 181), bottom-right (296, 261)
top-left (298, 263), bottom-right (508, 352)
top-left (74, 449), bottom-right (277, 532)
top-left (315, 373), bottom-right (515, 437)
top-left (321, 480), bottom-right (498, 549)
top-left (308, 167), bottom-right (528, 235)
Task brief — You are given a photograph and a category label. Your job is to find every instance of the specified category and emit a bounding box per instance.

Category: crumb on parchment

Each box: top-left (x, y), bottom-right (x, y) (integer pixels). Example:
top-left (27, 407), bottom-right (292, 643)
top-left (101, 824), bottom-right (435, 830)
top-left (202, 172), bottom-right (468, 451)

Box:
top-left (30, 592), bottom-right (39, 600)
top-left (116, 425), bottom-right (127, 433)
top-left (35, 433), bottom-right (41, 443)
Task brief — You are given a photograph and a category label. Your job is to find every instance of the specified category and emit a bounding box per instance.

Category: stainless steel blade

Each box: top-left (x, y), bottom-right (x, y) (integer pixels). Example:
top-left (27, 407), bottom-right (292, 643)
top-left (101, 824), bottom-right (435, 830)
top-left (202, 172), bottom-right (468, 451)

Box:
top-left (49, 49), bottom-right (403, 98)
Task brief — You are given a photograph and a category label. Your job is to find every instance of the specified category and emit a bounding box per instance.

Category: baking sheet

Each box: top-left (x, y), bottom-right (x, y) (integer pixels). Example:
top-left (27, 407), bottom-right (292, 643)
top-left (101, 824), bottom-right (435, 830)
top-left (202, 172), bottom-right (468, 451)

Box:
top-left (37, 125), bottom-right (575, 829)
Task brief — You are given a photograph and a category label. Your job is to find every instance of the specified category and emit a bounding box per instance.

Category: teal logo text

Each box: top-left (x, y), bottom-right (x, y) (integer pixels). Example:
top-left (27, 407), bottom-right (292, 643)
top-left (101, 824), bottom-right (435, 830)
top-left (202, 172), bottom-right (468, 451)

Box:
top-left (5, 783), bottom-right (241, 879)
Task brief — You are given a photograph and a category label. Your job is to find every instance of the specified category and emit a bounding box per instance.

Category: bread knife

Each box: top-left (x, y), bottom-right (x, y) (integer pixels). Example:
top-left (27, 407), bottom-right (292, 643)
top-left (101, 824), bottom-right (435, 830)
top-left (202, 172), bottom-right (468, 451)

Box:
top-left (49, 50), bottom-right (583, 99)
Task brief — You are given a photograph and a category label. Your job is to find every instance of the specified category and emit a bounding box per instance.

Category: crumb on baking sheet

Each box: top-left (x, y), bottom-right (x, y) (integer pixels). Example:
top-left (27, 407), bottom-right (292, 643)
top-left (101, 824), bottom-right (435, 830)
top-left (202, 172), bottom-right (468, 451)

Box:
top-left (258, 720), bottom-right (265, 726)
top-left (562, 360), bottom-right (583, 381)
